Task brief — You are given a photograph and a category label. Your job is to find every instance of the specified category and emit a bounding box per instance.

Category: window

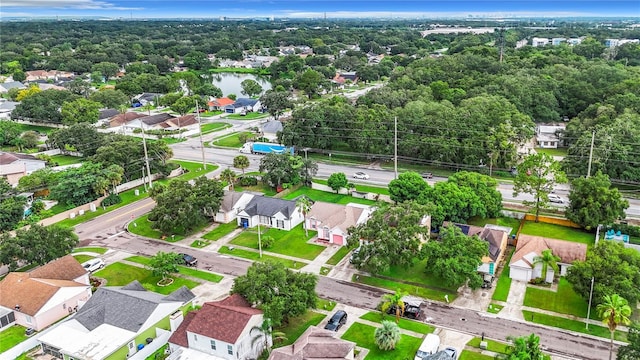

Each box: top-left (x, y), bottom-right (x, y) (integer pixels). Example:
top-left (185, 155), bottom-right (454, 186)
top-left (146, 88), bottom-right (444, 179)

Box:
top-left (128, 341), bottom-right (135, 349)
top-left (227, 345), bottom-right (233, 355)
top-left (194, 334), bottom-right (198, 341)
top-left (259, 215), bottom-right (270, 225)
top-left (63, 303), bottom-right (66, 310)
top-left (25, 316), bottom-right (32, 324)
top-left (276, 220), bottom-right (285, 229)
top-left (210, 340), bottom-right (216, 350)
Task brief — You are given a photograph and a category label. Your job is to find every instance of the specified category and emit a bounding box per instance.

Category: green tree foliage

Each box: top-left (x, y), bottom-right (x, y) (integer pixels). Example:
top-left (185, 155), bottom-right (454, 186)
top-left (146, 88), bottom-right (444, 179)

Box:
top-left (91, 61), bottom-right (120, 79)
top-left (379, 290), bottom-right (406, 323)
top-left (348, 202), bottom-right (432, 273)
top-left (374, 321), bottom-right (401, 351)
top-left (61, 98), bottom-right (102, 125)
top-left (18, 168), bottom-right (61, 191)
top-left (259, 90), bottom-right (293, 121)
top-left (171, 96), bottom-right (198, 115)
top-left (148, 252), bottom-right (182, 281)
top-left (513, 153), bottom-right (566, 222)
top-left (220, 168), bottom-right (237, 190)
top-left (533, 249), bottom-right (561, 283)
top-left (232, 261), bottom-right (318, 326)
top-left (597, 294), bottom-right (632, 360)
top-left (64, 78), bottom-right (92, 97)
top-left (0, 179), bottom-right (27, 232)
top-left (567, 241), bottom-right (640, 307)
top-left (259, 153), bottom-right (315, 189)
top-left (388, 172), bottom-right (429, 203)
top-left (496, 333), bottom-right (544, 360)
top-left (18, 131), bottom-right (39, 150)
top-left (12, 89), bottom-right (78, 123)
top-left (233, 155), bottom-right (250, 175)
top-left (251, 318), bottom-right (287, 355)
top-left (566, 172), bottom-right (629, 230)
top-left (91, 135), bottom-right (173, 180)
top-left (0, 120), bottom-right (21, 146)
top-left (241, 79), bottom-right (263, 97)
top-left (194, 83), bottom-right (223, 98)
top-left (158, 93), bottom-right (183, 107)
top-left (296, 196), bottom-right (312, 237)
top-left (617, 322), bottom-right (640, 360)
top-left (125, 61), bottom-right (159, 75)
top-left (49, 162), bottom-right (125, 206)
top-left (0, 224), bottom-right (78, 271)
top-left (327, 172), bottom-right (348, 193)
top-left (295, 69), bottom-right (324, 99)
top-left (183, 51), bottom-right (210, 70)
top-left (448, 171), bottom-right (502, 218)
top-left (422, 225), bottom-right (488, 289)
top-left (49, 123), bottom-right (103, 156)
top-left (89, 89), bottom-right (130, 109)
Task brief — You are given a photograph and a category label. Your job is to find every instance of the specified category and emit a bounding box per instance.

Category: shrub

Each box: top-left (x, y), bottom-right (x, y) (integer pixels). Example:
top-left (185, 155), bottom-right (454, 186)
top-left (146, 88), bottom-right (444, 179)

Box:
top-left (101, 193), bottom-right (122, 207)
top-left (239, 176), bottom-right (258, 186)
top-left (610, 224), bottom-right (640, 237)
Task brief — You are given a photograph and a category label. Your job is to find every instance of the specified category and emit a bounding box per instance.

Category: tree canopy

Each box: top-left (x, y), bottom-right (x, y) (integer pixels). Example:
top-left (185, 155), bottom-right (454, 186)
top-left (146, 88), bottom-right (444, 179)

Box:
top-left (0, 224), bottom-right (78, 271)
top-left (513, 153), bottom-right (566, 222)
top-left (566, 171), bottom-right (629, 230)
top-left (388, 172), bottom-right (429, 203)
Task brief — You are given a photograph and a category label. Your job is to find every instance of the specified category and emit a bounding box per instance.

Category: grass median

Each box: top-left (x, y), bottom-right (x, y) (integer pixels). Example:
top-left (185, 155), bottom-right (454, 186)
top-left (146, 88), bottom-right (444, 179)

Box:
top-left (521, 310), bottom-right (627, 342)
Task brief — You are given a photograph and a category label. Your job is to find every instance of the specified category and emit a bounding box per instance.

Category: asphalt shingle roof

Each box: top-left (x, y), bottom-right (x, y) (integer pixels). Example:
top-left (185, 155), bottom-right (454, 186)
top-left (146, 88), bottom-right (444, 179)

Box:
top-left (242, 196), bottom-right (297, 218)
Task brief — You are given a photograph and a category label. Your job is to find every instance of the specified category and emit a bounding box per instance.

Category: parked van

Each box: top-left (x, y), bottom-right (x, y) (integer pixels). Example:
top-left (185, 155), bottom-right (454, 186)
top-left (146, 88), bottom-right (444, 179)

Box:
top-left (415, 333), bottom-right (440, 360)
top-left (82, 258), bottom-right (105, 273)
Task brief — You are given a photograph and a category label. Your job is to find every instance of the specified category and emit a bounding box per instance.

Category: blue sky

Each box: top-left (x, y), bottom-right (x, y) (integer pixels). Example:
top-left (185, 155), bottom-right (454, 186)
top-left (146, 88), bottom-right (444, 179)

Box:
top-left (1, 1), bottom-right (639, 19)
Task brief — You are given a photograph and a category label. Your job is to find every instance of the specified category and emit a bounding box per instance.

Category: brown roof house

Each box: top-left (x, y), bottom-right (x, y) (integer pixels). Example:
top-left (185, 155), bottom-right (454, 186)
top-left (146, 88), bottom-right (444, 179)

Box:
top-left (168, 294), bottom-right (267, 360)
top-left (306, 201), bottom-right (374, 246)
top-left (443, 222), bottom-right (511, 277)
top-left (509, 234), bottom-right (587, 283)
top-left (0, 151), bottom-right (46, 186)
top-left (0, 255), bottom-right (91, 331)
top-left (268, 325), bottom-right (356, 360)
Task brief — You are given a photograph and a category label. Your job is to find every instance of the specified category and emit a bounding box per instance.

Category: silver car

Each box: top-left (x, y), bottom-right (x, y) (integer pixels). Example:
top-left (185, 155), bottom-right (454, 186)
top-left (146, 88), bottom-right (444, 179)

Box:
top-left (353, 172), bottom-right (369, 180)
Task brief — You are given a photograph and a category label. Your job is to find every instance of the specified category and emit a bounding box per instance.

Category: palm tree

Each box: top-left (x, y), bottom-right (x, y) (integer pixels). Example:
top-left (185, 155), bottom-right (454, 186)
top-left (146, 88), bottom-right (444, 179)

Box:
top-left (250, 318), bottom-right (287, 356)
top-left (380, 290), bottom-right (406, 323)
top-left (220, 168), bottom-right (237, 190)
top-left (497, 333), bottom-right (544, 360)
top-left (296, 196), bottom-right (312, 237)
top-left (374, 320), bottom-right (400, 350)
top-left (597, 294), bottom-right (632, 360)
top-left (233, 155), bottom-right (250, 175)
top-left (533, 249), bottom-right (560, 283)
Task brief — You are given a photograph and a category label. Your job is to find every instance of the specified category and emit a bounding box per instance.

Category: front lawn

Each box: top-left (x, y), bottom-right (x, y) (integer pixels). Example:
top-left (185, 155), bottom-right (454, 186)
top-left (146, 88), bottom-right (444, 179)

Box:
top-left (166, 160), bottom-right (218, 182)
top-left (459, 350), bottom-right (495, 360)
top-left (73, 254), bottom-right (94, 264)
top-left (360, 312), bottom-right (435, 334)
top-left (50, 154), bottom-right (84, 166)
top-left (520, 221), bottom-right (594, 245)
top-left (218, 246), bottom-right (305, 269)
top-left (341, 322), bottom-right (422, 360)
top-left (317, 298), bottom-right (337, 311)
top-left (226, 112), bottom-right (269, 120)
top-left (314, 179), bottom-right (390, 195)
top-left (72, 247), bottom-right (107, 254)
top-left (466, 337), bottom-right (509, 354)
top-left (487, 303), bottom-right (504, 314)
top-left (535, 147), bottom-right (568, 157)
top-left (325, 246), bottom-right (351, 265)
top-left (0, 325), bottom-right (28, 353)
top-left (211, 132), bottom-right (253, 148)
top-left (128, 214), bottom-right (186, 242)
top-left (92, 262), bottom-right (199, 295)
top-left (467, 217), bottom-right (521, 236)
top-left (355, 274), bottom-right (457, 302)
top-left (234, 183), bottom-right (278, 196)
top-left (125, 256), bottom-right (223, 283)
top-left (199, 122), bottom-right (231, 134)
top-left (229, 224), bottom-right (325, 261)
top-left (524, 278), bottom-right (589, 318)
top-left (379, 259), bottom-right (459, 292)
top-left (274, 311), bottom-right (325, 347)
top-left (282, 187), bottom-right (377, 206)
top-left (521, 310), bottom-right (627, 342)
top-left (492, 247), bottom-right (514, 302)
top-left (202, 222), bottom-right (239, 241)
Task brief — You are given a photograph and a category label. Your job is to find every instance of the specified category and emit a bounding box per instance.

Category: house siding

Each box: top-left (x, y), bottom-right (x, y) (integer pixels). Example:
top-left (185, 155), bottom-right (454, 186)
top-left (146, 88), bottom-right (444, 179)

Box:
top-left (32, 288), bottom-right (92, 331)
top-left (185, 314), bottom-right (265, 360)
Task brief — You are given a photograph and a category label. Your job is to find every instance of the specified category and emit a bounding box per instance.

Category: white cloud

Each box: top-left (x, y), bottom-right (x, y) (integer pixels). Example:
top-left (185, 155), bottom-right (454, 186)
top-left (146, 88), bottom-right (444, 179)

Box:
top-left (2, 0), bottom-right (141, 10)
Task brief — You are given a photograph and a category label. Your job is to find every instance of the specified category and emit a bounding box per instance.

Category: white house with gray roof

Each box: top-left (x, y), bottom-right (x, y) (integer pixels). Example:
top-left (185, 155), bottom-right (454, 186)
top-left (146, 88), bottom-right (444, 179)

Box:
top-left (38, 280), bottom-right (195, 360)
top-left (236, 196), bottom-right (303, 231)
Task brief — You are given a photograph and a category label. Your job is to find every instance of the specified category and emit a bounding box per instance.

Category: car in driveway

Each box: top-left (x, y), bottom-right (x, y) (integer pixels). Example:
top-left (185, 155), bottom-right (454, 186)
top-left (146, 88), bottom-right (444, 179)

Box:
top-left (81, 258), bottom-right (105, 273)
top-left (353, 172), bottom-right (369, 180)
top-left (180, 253), bottom-right (198, 266)
top-left (547, 194), bottom-right (564, 204)
top-left (324, 310), bottom-right (347, 331)
top-left (443, 347), bottom-right (458, 359)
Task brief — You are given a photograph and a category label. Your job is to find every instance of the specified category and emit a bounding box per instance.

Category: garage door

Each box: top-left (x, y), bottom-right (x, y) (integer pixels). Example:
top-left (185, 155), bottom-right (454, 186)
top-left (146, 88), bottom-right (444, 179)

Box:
top-left (332, 234), bottom-right (344, 245)
top-left (509, 266), bottom-right (531, 282)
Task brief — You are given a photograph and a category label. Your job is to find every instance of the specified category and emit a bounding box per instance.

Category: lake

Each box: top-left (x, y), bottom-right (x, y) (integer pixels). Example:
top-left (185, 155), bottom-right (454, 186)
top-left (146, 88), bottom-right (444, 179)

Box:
top-left (210, 73), bottom-right (272, 97)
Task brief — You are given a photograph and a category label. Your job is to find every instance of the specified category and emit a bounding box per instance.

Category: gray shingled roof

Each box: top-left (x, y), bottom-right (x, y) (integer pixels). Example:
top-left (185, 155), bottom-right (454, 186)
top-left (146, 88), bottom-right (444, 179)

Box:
top-left (0, 81), bottom-right (25, 91)
top-left (140, 113), bottom-right (175, 126)
top-left (242, 196), bottom-right (297, 218)
top-left (99, 109), bottom-right (120, 120)
top-left (262, 120), bottom-right (283, 134)
top-left (74, 281), bottom-right (194, 332)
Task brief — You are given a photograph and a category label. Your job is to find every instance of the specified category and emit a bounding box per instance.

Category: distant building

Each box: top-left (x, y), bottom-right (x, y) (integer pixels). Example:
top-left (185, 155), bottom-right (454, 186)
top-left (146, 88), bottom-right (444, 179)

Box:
top-left (0, 152), bottom-right (46, 186)
top-left (551, 38), bottom-right (566, 46)
top-left (0, 81), bottom-right (26, 93)
top-left (531, 37), bottom-right (550, 47)
top-left (536, 123), bottom-right (566, 149)
top-left (605, 38), bottom-right (640, 48)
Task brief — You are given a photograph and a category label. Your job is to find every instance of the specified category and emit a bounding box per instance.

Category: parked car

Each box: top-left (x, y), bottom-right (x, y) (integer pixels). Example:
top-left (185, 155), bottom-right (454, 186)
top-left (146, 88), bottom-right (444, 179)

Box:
top-left (547, 194), bottom-right (564, 204)
top-left (180, 253), bottom-right (198, 266)
top-left (81, 258), bottom-right (105, 273)
top-left (443, 347), bottom-right (459, 359)
top-left (324, 310), bottom-right (347, 331)
top-left (353, 172), bottom-right (369, 180)
top-left (415, 334), bottom-right (440, 360)
top-left (421, 172), bottom-right (433, 179)
top-left (349, 247), bottom-right (361, 264)
top-left (385, 295), bottom-right (423, 319)
top-left (25, 328), bottom-right (36, 336)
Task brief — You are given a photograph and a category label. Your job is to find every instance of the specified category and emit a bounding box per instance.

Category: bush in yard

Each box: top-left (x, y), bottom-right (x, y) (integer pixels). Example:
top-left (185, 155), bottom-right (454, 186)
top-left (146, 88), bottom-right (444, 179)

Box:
top-left (100, 193), bottom-right (122, 207)
top-left (261, 235), bottom-right (274, 249)
top-left (374, 320), bottom-right (401, 350)
top-left (239, 176), bottom-right (258, 186)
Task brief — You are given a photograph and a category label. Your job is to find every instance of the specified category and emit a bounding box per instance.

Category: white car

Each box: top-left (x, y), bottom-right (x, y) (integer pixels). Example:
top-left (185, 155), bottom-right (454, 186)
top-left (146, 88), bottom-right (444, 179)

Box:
top-left (547, 194), bottom-right (564, 204)
top-left (353, 172), bottom-right (370, 180)
top-left (82, 258), bottom-right (105, 273)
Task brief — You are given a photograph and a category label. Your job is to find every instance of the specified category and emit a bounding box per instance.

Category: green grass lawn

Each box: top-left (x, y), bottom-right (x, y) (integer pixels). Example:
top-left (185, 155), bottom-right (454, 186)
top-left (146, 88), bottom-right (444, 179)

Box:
top-left (218, 246), bottom-right (305, 269)
top-left (524, 278), bottom-right (589, 318)
top-left (459, 350), bottom-right (495, 360)
top-left (190, 239), bottom-right (211, 248)
top-left (229, 224), bottom-right (325, 261)
top-left (379, 259), bottom-right (459, 293)
top-left (355, 274), bottom-right (457, 302)
top-left (128, 214), bottom-right (186, 242)
top-left (72, 247), bottom-right (107, 254)
top-left (0, 325), bottom-right (28, 353)
top-left (282, 187), bottom-right (377, 206)
top-left (535, 148), bottom-right (568, 157)
top-left (360, 312), bottom-right (435, 334)
top-left (467, 217), bottom-right (521, 236)
top-left (492, 247), bottom-right (514, 302)
top-left (521, 310), bottom-right (627, 342)
top-left (202, 222), bottom-right (239, 241)
top-left (93, 263), bottom-right (199, 294)
top-left (166, 160), bottom-right (218, 182)
top-left (317, 298), bottom-right (337, 311)
top-left (325, 246), bottom-right (351, 265)
top-left (466, 337), bottom-right (509, 354)
top-left (314, 179), bottom-right (390, 195)
top-left (50, 154), bottom-right (84, 166)
top-left (199, 122), bottom-right (231, 134)
top-left (487, 303), bottom-right (504, 314)
top-left (15, 123), bottom-right (58, 135)
top-left (226, 112), bottom-right (269, 120)
top-left (234, 183), bottom-right (278, 196)
top-left (125, 256), bottom-right (223, 283)
top-left (73, 254), bottom-right (94, 264)
top-left (341, 322), bottom-right (422, 360)
top-left (211, 132), bottom-right (253, 148)
top-left (520, 221), bottom-right (595, 245)
top-left (274, 311), bottom-right (325, 347)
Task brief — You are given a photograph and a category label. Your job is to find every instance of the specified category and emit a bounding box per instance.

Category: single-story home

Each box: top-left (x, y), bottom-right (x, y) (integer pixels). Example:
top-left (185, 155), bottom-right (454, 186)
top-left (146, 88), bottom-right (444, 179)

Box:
top-left (306, 202), bottom-right (373, 246)
top-left (224, 98), bottom-right (261, 114)
top-left (208, 97), bottom-right (235, 111)
top-left (0, 81), bottom-right (26, 93)
top-left (168, 294), bottom-right (266, 360)
top-left (509, 235), bottom-right (587, 283)
top-left (24, 70), bottom-right (74, 82)
top-left (536, 123), bottom-right (565, 149)
top-left (108, 112), bottom-right (146, 128)
top-left (332, 72), bottom-right (358, 86)
top-left (38, 280), bottom-right (195, 360)
top-left (0, 152), bottom-right (46, 186)
top-left (0, 99), bottom-right (19, 118)
top-left (269, 325), bottom-right (356, 360)
top-left (157, 114), bottom-right (199, 130)
top-left (133, 93), bottom-right (163, 106)
top-left (443, 222), bottom-right (510, 277)
top-left (237, 196), bottom-right (303, 231)
top-left (0, 255), bottom-right (91, 331)
top-left (261, 120), bottom-right (283, 141)
top-left (215, 191), bottom-right (255, 224)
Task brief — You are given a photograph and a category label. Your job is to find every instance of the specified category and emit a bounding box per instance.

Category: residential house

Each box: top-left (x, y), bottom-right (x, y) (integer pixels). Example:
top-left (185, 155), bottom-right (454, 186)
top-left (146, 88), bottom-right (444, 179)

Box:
top-left (208, 97), bottom-right (235, 111)
top-left (509, 235), bottom-right (587, 283)
top-left (35, 83), bottom-right (66, 91)
top-left (531, 37), bottom-right (550, 47)
top-left (98, 109), bottom-right (120, 120)
top-left (0, 81), bottom-right (26, 93)
top-left (551, 38), bottom-right (566, 46)
top-left (332, 72), bottom-right (358, 87)
top-left (0, 99), bottom-right (19, 118)
top-left (536, 123), bottom-right (565, 149)
top-left (38, 280), bottom-right (195, 360)
top-left (269, 325), bottom-right (356, 360)
top-left (0, 255), bottom-right (91, 331)
top-left (443, 222), bottom-right (510, 277)
top-left (24, 70), bottom-right (74, 82)
top-left (224, 98), bottom-right (261, 114)
top-left (126, 113), bottom-right (176, 130)
top-left (306, 202), bottom-right (373, 246)
top-left (236, 196), bottom-right (303, 231)
top-left (567, 38), bottom-right (584, 46)
top-left (605, 38), bottom-right (640, 48)
top-left (133, 93), bottom-right (163, 106)
top-left (261, 120), bottom-right (283, 141)
top-left (157, 114), bottom-right (199, 130)
top-left (168, 294), bottom-right (266, 360)
top-left (0, 152), bottom-right (46, 185)
top-left (108, 112), bottom-right (146, 128)
top-left (215, 191), bottom-right (255, 223)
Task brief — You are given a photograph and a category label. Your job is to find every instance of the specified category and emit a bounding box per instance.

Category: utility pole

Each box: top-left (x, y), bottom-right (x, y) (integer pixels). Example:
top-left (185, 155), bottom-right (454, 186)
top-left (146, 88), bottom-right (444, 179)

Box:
top-left (587, 130), bottom-right (595, 178)
top-left (394, 116), bottom-right (398, 179)
top-left (586, 276), bottom-right (595, 330)
top-left (195, 100), bottom-right (207, 170)
top-left (257, 221), bottom-right (263, 258)
top-left (140, 125), bottom-right (153, 189)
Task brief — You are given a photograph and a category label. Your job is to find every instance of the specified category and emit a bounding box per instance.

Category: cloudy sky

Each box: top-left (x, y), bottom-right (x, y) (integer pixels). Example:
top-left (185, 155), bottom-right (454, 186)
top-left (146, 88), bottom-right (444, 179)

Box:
top-left (1, 0), bottom-right (639, 18)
